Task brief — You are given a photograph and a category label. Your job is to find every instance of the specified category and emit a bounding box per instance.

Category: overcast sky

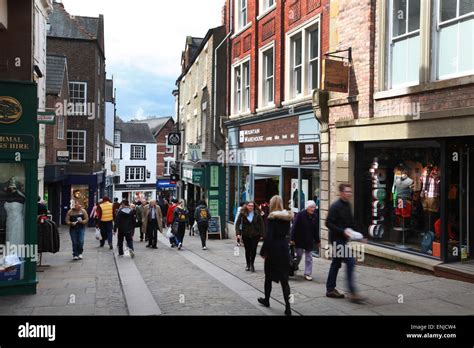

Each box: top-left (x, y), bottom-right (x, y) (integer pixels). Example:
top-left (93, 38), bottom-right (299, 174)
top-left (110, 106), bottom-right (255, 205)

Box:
top-left (61, 0), bottom-right (225, 121)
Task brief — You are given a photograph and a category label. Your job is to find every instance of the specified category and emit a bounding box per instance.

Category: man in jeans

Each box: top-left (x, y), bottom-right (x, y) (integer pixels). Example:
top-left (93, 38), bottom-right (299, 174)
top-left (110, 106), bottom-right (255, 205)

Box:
top-left (194, 200), bottom-right (211, 250)
top-left (325, 183), bottom-right (364, 303)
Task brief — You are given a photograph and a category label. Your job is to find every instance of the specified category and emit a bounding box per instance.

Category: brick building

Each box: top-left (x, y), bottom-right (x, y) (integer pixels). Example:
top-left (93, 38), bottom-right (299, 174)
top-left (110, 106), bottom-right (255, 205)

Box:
top-left (47, 1), bottom-right (107, 224)
top-left (222, 0), bottom-right (329, 238)
top-left (315, 0), bottom-right (474, 274)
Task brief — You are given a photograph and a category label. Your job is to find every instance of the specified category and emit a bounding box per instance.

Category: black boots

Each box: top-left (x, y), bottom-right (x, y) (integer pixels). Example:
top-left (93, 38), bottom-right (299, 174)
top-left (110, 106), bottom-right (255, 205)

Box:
top-left (285, 305), bottom-right (292, 316)
top-left (258, 298), bottom-right (270, 307)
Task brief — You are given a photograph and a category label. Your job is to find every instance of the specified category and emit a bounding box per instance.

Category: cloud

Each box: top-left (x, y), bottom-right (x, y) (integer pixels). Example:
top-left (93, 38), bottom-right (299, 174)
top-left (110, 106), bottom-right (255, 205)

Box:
top-left (60, 0), bottom-right (225, 117)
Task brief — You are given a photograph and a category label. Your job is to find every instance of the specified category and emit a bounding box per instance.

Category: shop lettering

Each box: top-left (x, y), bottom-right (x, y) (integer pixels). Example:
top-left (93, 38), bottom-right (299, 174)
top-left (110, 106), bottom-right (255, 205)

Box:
top-left (369, 158), bottom-right (386, 238)
top-left (0, 136), bottom-right (30, 150)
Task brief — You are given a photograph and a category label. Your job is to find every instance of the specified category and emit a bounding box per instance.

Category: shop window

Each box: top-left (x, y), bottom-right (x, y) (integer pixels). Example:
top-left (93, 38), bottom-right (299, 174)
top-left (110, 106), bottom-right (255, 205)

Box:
top-left (356, 141), bottom-right (442, 259)
top-left (283, 168), bottom-right (299, 211)
top-left (229, 167), bottom-right (238, 222)
top-left (71, 185), bottom-right (89, 211)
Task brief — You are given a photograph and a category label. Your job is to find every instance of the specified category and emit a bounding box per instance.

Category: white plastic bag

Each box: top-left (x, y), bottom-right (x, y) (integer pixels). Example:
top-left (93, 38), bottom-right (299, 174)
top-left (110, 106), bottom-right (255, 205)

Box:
top-left (165, 227), bottom-right (174, 239)
top-left (95, 228), bottom-right (102, 241)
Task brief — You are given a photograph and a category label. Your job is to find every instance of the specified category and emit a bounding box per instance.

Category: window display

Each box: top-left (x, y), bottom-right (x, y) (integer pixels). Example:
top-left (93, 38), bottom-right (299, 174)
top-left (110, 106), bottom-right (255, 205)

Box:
top-left (357, 141), bottom-right (442, 258)
top-left (71, 185), bottom-right (89, 211)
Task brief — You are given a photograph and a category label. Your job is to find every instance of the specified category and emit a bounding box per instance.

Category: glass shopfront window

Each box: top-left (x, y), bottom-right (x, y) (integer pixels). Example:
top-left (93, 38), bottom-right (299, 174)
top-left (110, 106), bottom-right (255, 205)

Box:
top-left (228, 166), bottom-right (251, 223)
top-left (283, 168), bottom-right (320, 213)
top-left (71, 185), bottom-right (89, 210)
top-left (283, 168), bottom-right (299, 211)
top-left (356, 141), bottom-right (442, 258)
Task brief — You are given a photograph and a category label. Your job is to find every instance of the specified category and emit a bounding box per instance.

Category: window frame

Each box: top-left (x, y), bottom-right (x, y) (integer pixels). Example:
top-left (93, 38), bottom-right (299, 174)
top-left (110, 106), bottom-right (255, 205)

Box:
top-left (57, 115), bottom-right (64, 140)
top-left (259, 42), bottom-right (276, 108)
top-left (130, 145), bottom-right (147, 160)
top-left (69, 81), bottom-right (88, 116)
top-left (285, 16), bottom-right (321, 102)
top-left (387, 0), bottom-right (421, 89)
top-left (125, 166), bottom-right (146, 182)
top-left (231, 56), bottom-right (251, 116)
top-left (259, 0), bottom-right (276, 18)
top-left (67, 130), bottom-right (87, 163)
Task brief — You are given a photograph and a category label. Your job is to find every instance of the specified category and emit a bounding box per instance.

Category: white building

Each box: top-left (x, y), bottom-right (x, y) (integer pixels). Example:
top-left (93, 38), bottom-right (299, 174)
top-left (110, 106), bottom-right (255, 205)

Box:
top-left (113, 121), bottom-right (157, 203)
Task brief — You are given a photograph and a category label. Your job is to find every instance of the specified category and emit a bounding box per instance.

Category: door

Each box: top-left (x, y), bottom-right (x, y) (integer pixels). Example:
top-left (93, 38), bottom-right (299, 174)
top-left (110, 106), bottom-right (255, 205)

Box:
top-left (448, 140), bottom-right (474, 261)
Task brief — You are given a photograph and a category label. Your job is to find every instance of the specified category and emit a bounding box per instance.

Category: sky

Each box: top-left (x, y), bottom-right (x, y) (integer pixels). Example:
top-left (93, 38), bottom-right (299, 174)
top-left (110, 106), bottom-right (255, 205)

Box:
top-left (61, 0), bottom-right (225, 121)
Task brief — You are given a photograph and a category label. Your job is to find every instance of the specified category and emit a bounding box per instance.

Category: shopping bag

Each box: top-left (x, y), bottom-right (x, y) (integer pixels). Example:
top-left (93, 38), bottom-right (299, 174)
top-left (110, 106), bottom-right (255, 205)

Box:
top-left (95, 228), bottom-right (102, 241)
top-left (165, 227), bottom-right (175, 239)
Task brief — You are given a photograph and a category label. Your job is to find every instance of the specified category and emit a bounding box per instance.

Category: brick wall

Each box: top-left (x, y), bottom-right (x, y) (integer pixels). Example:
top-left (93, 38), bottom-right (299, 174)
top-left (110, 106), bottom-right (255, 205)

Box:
top-left (156, 119), bottom-right (175, 177)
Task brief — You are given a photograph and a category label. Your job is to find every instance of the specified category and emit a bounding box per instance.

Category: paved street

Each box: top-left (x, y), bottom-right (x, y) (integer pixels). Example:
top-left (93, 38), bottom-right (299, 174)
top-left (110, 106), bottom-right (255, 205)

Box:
top-left (0, 227), bottom-right (473, 316)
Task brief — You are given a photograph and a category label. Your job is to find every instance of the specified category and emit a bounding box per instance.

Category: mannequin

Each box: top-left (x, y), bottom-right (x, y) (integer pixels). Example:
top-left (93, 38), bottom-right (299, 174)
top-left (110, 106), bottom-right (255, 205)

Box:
top-left (0, 177), bottom-right (26, 246)
top-left (394, 170), bottom-right (414, 247)
top-left (421, 165), bottom-right (441, 232)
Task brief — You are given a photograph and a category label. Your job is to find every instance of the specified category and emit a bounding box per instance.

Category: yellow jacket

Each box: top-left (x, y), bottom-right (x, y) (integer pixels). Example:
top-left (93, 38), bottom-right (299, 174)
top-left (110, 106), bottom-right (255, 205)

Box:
top-left (99, 202), bottom-right (114, 222)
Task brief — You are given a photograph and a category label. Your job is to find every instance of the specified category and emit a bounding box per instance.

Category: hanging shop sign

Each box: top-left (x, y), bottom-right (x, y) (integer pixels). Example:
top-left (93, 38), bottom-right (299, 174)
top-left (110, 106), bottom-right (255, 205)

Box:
top-left (188, 144), bottom-right (202, 164)
top-left (322, 58), bottom-right (349, 93)
top-left (299, 143), bottom-right (320, 165)
top-left (56, 151), bottom-right (70, 163)
top-left (168, 132), bottom-right (181, 146)
top-left (0, 96), bottom-right (23, 125)
top-left (37, 111), bottom-right (56, 124)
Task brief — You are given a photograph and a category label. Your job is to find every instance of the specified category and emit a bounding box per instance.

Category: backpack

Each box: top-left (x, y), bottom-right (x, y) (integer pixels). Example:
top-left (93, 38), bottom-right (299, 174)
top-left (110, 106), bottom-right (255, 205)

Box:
top-left (421, 231), bottom-right (435, 254)
top-left (198, 207), bottom-right (209, 223)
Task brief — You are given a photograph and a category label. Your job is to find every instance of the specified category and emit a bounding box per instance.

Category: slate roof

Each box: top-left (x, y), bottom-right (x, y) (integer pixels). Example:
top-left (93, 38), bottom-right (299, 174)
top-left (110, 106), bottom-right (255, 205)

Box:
top-left (115, 122), bottom-right (156, 144)
top-left (48, 2), bottom-right (99, 40)
top-left (46, 55), bottom-right (68, 95)
top-left (133, 117), bottom-right (173, 136)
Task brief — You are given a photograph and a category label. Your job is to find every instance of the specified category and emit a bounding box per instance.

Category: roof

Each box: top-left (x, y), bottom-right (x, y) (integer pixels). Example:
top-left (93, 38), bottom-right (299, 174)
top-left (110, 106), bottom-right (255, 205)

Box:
top-left (46, 55), bottom-right (68, 95)
top-left (48, 2), bottom-right (99, 40)
top-left (133, 117), bottom-right (174, 136)
top-left (115, 122), bottom-right (156, 144)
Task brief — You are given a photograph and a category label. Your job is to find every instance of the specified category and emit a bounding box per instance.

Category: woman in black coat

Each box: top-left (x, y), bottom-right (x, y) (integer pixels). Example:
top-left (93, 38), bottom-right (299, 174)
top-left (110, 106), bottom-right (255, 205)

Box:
top-left (236, 201), bottom-right (265, 273)
top-left (290, 201), bottom-right (321, 281)
top-left (258, 195), bottom-right (294, 316)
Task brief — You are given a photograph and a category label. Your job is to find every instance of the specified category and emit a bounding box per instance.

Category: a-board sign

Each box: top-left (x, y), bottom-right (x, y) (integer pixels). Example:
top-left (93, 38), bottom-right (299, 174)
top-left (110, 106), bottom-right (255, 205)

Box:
top-left (207, 216), bottom-right (222, 239)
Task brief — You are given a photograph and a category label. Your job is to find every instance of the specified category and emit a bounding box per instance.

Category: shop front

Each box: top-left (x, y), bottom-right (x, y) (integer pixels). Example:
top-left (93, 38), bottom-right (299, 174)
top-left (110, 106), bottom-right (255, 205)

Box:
top-left (157, 178), bottom-right (177, 200)
top-left (226, 110), bottom-right (320, 236)
top-left (114, 183), bottom-right (156, 203)
top-left (334, 114), bottom-right (474, 266)
top-left (0, 81), bottom-right (39, 296)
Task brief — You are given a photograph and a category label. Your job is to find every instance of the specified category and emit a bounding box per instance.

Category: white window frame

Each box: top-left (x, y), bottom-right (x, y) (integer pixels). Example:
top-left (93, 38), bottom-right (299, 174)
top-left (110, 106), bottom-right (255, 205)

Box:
top-left (259, 42), bottom-right (275, 108)
top-left (285, 16), bottom-right (321, 102)
top-left (433, 0), bottom-right (474, 81)
top-left (130, 145), bottom-right (146, 160)
top-left (164, 161), bottom-right (171, 176)
top-left (114, 131), bottom-right (121, 147)
top-left (57, 116), bottom-right (64, 140)
top-left (234, 0), bottom-right (251, 33)
top-left (125, 167), bottom-right (145, 182)
top-left (69, 82), bottom-right (88, 116)
top-left (67, 130), bottom-right (87, 163)
top-left (387, 0), bottom-right (421, 89)
top-left (231, 56), bottom-right (251, 116)
top-left (97, 89), bottom-right (101, 119)
top-left (259, 0), bottom-right (276, 19)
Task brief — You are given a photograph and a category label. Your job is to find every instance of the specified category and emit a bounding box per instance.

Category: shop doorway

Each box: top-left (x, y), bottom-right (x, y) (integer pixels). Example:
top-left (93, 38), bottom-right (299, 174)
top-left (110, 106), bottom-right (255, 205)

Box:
top-left (254, 176), bottom-right (279, 205)
top-left (448, 140), bottom-right (474, 261)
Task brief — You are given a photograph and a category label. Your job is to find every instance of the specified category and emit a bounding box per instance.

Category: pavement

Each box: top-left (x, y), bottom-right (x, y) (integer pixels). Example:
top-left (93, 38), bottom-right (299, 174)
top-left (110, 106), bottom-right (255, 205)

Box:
top-left (0, 227), bottom-right (473, 316)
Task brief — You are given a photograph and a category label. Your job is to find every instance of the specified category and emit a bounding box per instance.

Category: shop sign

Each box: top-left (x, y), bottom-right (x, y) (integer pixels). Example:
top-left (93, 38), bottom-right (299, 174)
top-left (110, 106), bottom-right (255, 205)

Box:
top-left (322, 59), bottom-right (349, 93)
top-left (37, 111), bottom-right (56, 124)
top-left (188, 144), bottom-right (202, 164)
top-left (210, 166), bottom-right (219, 188)
top-left (0, 134), bottom-right (35, 153)
top-left (0, 96), bottom-right (22, 124)
top-left (192, 169), bottom-right (204, 185)
top-left (183, 168), bottom-right (193, 181)
top-left (299, 143), bottom-right (319, 165)
top-left (56, 150), bottom-right (70, 163)
top-left (368, 158), bottom-right (387, 239)
top-left (168, 132), bottom-right (181, 146)
top-left (238, 117), bottom-right (298, 148)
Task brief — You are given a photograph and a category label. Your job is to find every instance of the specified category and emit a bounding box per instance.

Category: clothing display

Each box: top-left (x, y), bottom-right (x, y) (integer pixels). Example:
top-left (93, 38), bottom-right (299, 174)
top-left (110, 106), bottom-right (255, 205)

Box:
top-left (395, 200), bottom-right (412, 218)
top-left (37, 219), bottom-right (60, 254)
top-left (0, 178), bottom-right (26, 246)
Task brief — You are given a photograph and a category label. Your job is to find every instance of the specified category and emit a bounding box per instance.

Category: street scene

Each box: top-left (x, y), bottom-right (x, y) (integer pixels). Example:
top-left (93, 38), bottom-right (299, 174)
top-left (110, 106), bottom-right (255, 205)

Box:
top-left (1, 0), bottom-right (474, 327)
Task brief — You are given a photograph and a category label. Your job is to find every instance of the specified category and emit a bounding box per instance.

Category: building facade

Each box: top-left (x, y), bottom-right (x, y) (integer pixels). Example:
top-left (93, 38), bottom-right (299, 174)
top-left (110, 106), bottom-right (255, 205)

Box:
top-left (315, 0), bottom-right (474, 272)
top-left (47, 1), bottom-right (107, 224)
top-left (175, 27), bottom-right (228, 235)
top-left (223, 0), bottom-right (329, 238)
top-left (113, 122), bottom-right (157, 203)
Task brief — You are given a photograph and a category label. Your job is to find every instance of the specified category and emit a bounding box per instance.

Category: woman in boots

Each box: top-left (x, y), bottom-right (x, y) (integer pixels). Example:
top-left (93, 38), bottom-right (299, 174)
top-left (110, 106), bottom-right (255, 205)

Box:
top-left (236, 201), bottom-right (265, 272)
top-left (258, 195), bottom-right (293, 316)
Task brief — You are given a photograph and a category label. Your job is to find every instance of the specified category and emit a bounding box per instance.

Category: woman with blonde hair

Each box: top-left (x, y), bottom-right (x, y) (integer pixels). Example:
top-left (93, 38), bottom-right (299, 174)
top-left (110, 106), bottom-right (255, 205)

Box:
top-left (258, 195), bottom-right (294, 316)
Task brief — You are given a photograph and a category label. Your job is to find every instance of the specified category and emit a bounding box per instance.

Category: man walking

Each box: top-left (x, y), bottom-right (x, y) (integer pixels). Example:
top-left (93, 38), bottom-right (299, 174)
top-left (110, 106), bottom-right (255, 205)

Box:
top-left (97, 197), bottom-right (114, 249)
top-left (135, 201), bottom-right (145, 242)
top-left (143, 200), bottom-right (163, 249)
top-left (194, 200), bottom-right (211, 250)
top-left (114, 200), bottom-right (136, 258)
top-left (325, 183), bottom-right (364, 303)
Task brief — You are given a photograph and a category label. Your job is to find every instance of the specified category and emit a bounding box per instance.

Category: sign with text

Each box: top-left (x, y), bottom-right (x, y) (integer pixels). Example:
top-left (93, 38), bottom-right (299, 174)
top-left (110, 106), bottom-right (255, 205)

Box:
top-left (37, 111), bottom-right (56, 124)
top-left (56, 150), bottom-right (70, 163)
top-left (208, 216), bottom-right (222, 238)
top-left (187, 144), bottom-right (202, 164)
top-left (239, 117), bottom-right (298, 148)
top-left (0, 134), bottom-right (35, 153)
top-left (210, 166), bottom-right (219, 188)
top-left (299, 143), bottom-right (320, 165)
top-left (322, 59), bottom-right (349, 93)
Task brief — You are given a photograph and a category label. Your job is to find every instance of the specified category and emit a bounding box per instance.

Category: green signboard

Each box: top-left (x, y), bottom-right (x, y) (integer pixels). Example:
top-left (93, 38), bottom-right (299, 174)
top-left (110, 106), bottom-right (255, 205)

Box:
top-left (210, 166), bottom-right (219, 188)
top-left (209, 199), bottom-right (219, 217)
top-left (192, 169), bottom-right (204, 185)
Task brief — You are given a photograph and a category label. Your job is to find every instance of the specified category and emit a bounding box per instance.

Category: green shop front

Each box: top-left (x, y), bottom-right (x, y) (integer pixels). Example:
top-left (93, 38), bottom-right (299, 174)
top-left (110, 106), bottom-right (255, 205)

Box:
top-left (181, 163), bottom-right (226, 238)
top-left (0, 81), bottom-right (39, 295)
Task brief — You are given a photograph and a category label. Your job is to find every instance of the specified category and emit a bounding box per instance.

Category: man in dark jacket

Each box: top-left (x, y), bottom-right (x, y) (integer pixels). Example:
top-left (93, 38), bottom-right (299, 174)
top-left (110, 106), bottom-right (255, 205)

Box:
top-left (114, 200), bottom-right (136, 258)
top-left (194, 200), bottom-right (211, 250)
top-left (325, 183), bottom-right (363, 303)
top-left (290, 201), bottom-right (320, 281)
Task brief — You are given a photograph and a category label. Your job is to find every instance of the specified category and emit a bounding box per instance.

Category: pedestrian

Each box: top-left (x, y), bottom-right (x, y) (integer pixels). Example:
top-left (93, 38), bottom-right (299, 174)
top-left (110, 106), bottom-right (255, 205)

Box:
top-left (173, 200), bottom-right (188, 250)
top-left (290, 201), bottom-right (321, 281)
top-left (143, 200), bottom-right (163, 249)
top-left (37, 196), bottom-right (48, 216)
top-left (135, 201), bottom-right (145, 242)
top-left (65, 201), bottom-right (89, 261)
top-left (325, 183), bottom-right (364, 303)
top-left (188, 199), bottom-right (196, 236)
top-left (234, 202), bottom-right (247, 246)
top-left (112, 198), bottom-right (121, 218)
top-left (166, 199), bottom-right (178, 247)
top-left (97, 197), bottom-right (114, 249)
top-left (161, 198), bottom-right (169, 228)
top-left (236, 201), bottom-right (265, 273)
top-left (113, 200), bottom-right (136, 258)
top-left (258, 195), bottom-right (293, 316)
top-left (194, 200), bottom-right (211, 250)
top-left (90, 200), bottom-right (102, 227)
